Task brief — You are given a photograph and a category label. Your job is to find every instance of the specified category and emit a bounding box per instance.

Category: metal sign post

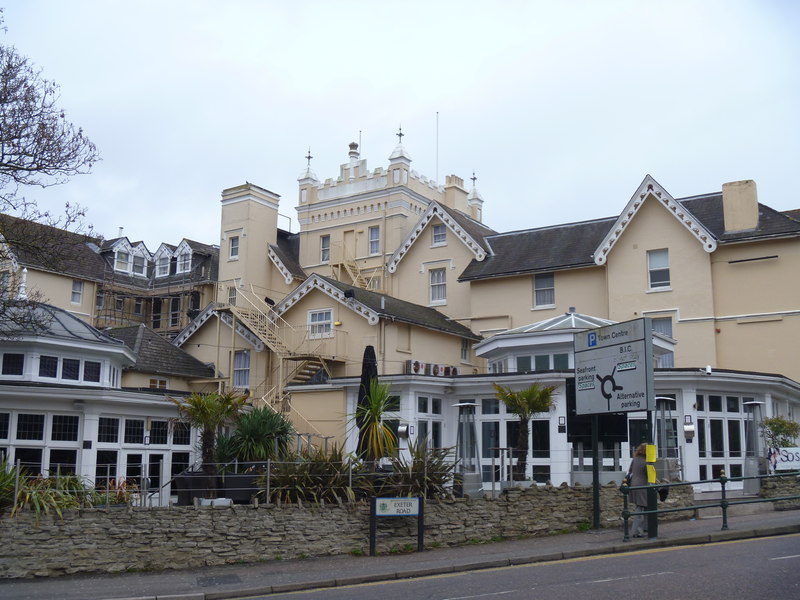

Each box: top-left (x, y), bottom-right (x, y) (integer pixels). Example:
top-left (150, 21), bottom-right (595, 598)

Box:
top-left (574, 318), bottom-right (656, 533)
top-left (369, 496), bottom-right (424, 556)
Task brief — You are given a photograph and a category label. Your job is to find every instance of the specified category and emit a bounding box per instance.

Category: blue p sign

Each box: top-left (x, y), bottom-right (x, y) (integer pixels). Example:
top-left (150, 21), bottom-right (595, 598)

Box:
top-left (588, 332), bottom-right (597, 347)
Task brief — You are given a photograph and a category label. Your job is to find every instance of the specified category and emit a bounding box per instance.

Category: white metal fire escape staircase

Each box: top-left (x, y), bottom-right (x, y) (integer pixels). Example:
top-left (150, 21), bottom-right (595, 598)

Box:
top-left (217, 284), bottom-right (329, 438)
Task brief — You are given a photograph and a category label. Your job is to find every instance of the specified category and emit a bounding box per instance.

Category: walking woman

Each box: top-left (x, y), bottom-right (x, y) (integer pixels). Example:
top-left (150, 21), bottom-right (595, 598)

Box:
top-left (628, 443), bottom-right (649, 537)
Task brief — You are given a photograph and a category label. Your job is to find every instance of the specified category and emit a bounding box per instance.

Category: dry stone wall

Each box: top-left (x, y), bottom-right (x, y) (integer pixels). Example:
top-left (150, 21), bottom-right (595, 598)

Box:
top-left (0, 481), bottom-right (695, 579)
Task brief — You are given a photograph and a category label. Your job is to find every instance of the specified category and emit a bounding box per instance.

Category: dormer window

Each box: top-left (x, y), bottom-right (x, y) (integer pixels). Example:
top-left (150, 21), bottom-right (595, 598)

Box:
top-left (114, 250), bottom-right (130, 272)
top-left (177, 252), bottom-right (191, 273)
top-left (156, 255), bottom-right (170, 277)
top-left (132, 255), bottom-right (146, 276)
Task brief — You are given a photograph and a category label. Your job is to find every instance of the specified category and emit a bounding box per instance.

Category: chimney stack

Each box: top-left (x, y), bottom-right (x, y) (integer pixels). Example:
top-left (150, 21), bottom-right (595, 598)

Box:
top-left (722, 180), bottom-right (759, 233)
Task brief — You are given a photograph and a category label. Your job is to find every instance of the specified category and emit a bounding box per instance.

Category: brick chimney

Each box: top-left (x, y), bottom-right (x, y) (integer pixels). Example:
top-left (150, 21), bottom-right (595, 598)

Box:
top-left (722, 180), bottom-right (759, 233)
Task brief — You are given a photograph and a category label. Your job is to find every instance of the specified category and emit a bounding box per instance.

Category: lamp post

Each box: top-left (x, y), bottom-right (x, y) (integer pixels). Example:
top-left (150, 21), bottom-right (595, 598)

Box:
top-left (743, 400), bottom-right (765, 494)
top-left (454, 402), bottom-right (482, 497)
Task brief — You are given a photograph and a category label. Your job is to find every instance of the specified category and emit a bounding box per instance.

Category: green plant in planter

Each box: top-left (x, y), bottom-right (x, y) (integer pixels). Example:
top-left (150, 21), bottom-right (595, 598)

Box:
top-left (0, 457), bottom-right (22, 514)
top-left (12, 475), bottom-right (85, 521)
top-left (383, 440), bottom-right (457, 499)
top-left (258, 445), bottom-right (371, 505)
top-left (494, 383), bottom-right (556, 481)
top-left (169, 391), bottom-right (247, 476)
top-left (231, 407), bottom-right (294, 462)
top-left (90, 477), bottom-right (138, 506)
top-left (352, 378), bottom-right (398, 463)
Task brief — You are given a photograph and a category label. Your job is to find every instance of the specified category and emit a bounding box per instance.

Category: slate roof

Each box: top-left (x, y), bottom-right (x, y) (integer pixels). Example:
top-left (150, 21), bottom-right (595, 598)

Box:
top-left (0, 214), bottom-right (108, 280)
top-left (315, 275), bottom-right (481, 341)
top-left (459, 216), bottom-right (615, 281)
top-left (269, 229), bottom-right (306, 281)
top-left (784, 209), bottom-right (800, 223)
top-left (680, 193), bottom-right (800, 243)
top-left (0, 213), bottom-right (219, 288)
top-left (106, 323), bottom-right (215, 378)
top-left (459, 192), bottom-right (800, 282)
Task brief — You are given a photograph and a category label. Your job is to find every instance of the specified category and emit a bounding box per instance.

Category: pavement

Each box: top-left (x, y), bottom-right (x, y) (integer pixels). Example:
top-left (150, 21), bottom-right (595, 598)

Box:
top-left (1, 507), bottom-right (799, 600)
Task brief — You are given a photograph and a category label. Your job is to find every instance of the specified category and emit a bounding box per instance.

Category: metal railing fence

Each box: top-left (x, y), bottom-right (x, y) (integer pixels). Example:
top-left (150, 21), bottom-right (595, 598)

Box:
top-left (620, 470), bottom-right (800, 542)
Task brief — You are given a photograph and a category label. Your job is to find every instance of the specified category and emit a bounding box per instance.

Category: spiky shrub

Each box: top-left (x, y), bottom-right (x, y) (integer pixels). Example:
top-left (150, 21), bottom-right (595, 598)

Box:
top-left (382, 440), bottom-right (457, 499)
top-left (0, 457), bottom-right (21, 514)
top-left (352, 379), bottom-right (398, 463)
top-left (232, 407), bottom-right (294, 462)
top-left (257, 446), bottom-right (372, 505)
top-left (11, 474), bottom-right (88, 521)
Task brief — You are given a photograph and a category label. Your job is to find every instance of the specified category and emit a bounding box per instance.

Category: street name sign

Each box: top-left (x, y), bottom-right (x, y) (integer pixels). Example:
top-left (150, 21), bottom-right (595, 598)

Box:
top-left (574, 317), bottom-right (655, 415)
top-left (375, 497), bottom-right (420, 516)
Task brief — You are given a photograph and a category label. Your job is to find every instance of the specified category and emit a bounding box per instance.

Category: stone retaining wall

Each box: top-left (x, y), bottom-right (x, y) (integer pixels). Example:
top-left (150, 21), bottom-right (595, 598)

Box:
top-left (760, 472), bottom-right (800, 510)
top-left (0, 481), bottom-right (694, 579)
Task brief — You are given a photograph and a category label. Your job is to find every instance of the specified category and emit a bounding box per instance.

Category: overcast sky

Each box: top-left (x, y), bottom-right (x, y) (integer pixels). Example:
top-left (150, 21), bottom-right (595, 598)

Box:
top-left (4, 1), bottom-right (799, 250)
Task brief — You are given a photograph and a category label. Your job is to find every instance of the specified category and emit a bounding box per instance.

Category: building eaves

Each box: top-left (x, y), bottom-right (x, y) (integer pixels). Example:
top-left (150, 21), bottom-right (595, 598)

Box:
top-left (435, 203), bottom-right (497, 253)
top-left (387, 202), bottom-right (495, 274)
top-left (280, 274), bottom-right (480, 340)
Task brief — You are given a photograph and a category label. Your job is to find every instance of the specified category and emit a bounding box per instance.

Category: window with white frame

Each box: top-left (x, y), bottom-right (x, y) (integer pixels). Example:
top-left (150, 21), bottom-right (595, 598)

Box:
top-left (533, 272), bottom-right (555, 307)
top-left (132, 254), bottom-right (146, 276)
top-left (430, 268), bottom-right (446, 304)
top-left (115, 296), bottom-right (124, 312)
top-left (233, 350), bottom-right (250, 388)
top-left (95, 292), bottom-right (104, 309)
top-left (320, 235), bottom-right (330, 263)
top-left (229, 236), bottom-right (239, 259)
top-left (156, 255), bottom-right (170, 277)
top-left (368, 226), bottom-right (380, 255)
top-left (134, 298), bottom-right (143, 315)
top-left (461, 338), bottom-right (470, 362)
top-left (71, 280), bottom-right (83, 304)
top-left (149, 377), bottom-right (168, 390)
top-left (647, 249), bottom-right (670, 289)
top-left (114, 250), bottom-right (130, 272)
top-left (308, 309), bottom-right (333, 339)
top-left (432, 223), bottom-right (447, 246)
top-left (177, 251), bottom-right (192, 273)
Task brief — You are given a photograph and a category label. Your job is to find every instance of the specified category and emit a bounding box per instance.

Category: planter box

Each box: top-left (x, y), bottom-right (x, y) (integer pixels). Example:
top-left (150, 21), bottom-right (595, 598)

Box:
top-left (174, 473), bottom-right (220, 505)
top-left (220, 473), bottom-right (261, 504)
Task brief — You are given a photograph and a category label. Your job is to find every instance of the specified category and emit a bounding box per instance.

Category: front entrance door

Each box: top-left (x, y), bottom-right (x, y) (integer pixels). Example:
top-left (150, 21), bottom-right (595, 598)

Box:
top-left (123, 451), bottom-right (169, 506)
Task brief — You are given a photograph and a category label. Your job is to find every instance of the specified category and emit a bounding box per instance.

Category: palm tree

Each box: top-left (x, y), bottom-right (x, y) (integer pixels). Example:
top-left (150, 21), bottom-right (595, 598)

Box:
top-left (494, 383), bottom-right (556, 481)
top-left (170, 391), bottom-right (247, 476)
top-left (231, 407), bottom-right (295, 461)
top-left (352, 378), bottom-right (397, 463)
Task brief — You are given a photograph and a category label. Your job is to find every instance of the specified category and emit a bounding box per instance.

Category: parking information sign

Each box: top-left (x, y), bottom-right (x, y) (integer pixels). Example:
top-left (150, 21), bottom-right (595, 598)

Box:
top-left (574, 317), bottom-right (655, 415)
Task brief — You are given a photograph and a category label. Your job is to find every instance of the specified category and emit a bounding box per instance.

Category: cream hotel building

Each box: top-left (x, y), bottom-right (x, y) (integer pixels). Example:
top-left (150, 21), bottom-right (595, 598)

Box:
top-left (2, 134), bottom-right (799, 493)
